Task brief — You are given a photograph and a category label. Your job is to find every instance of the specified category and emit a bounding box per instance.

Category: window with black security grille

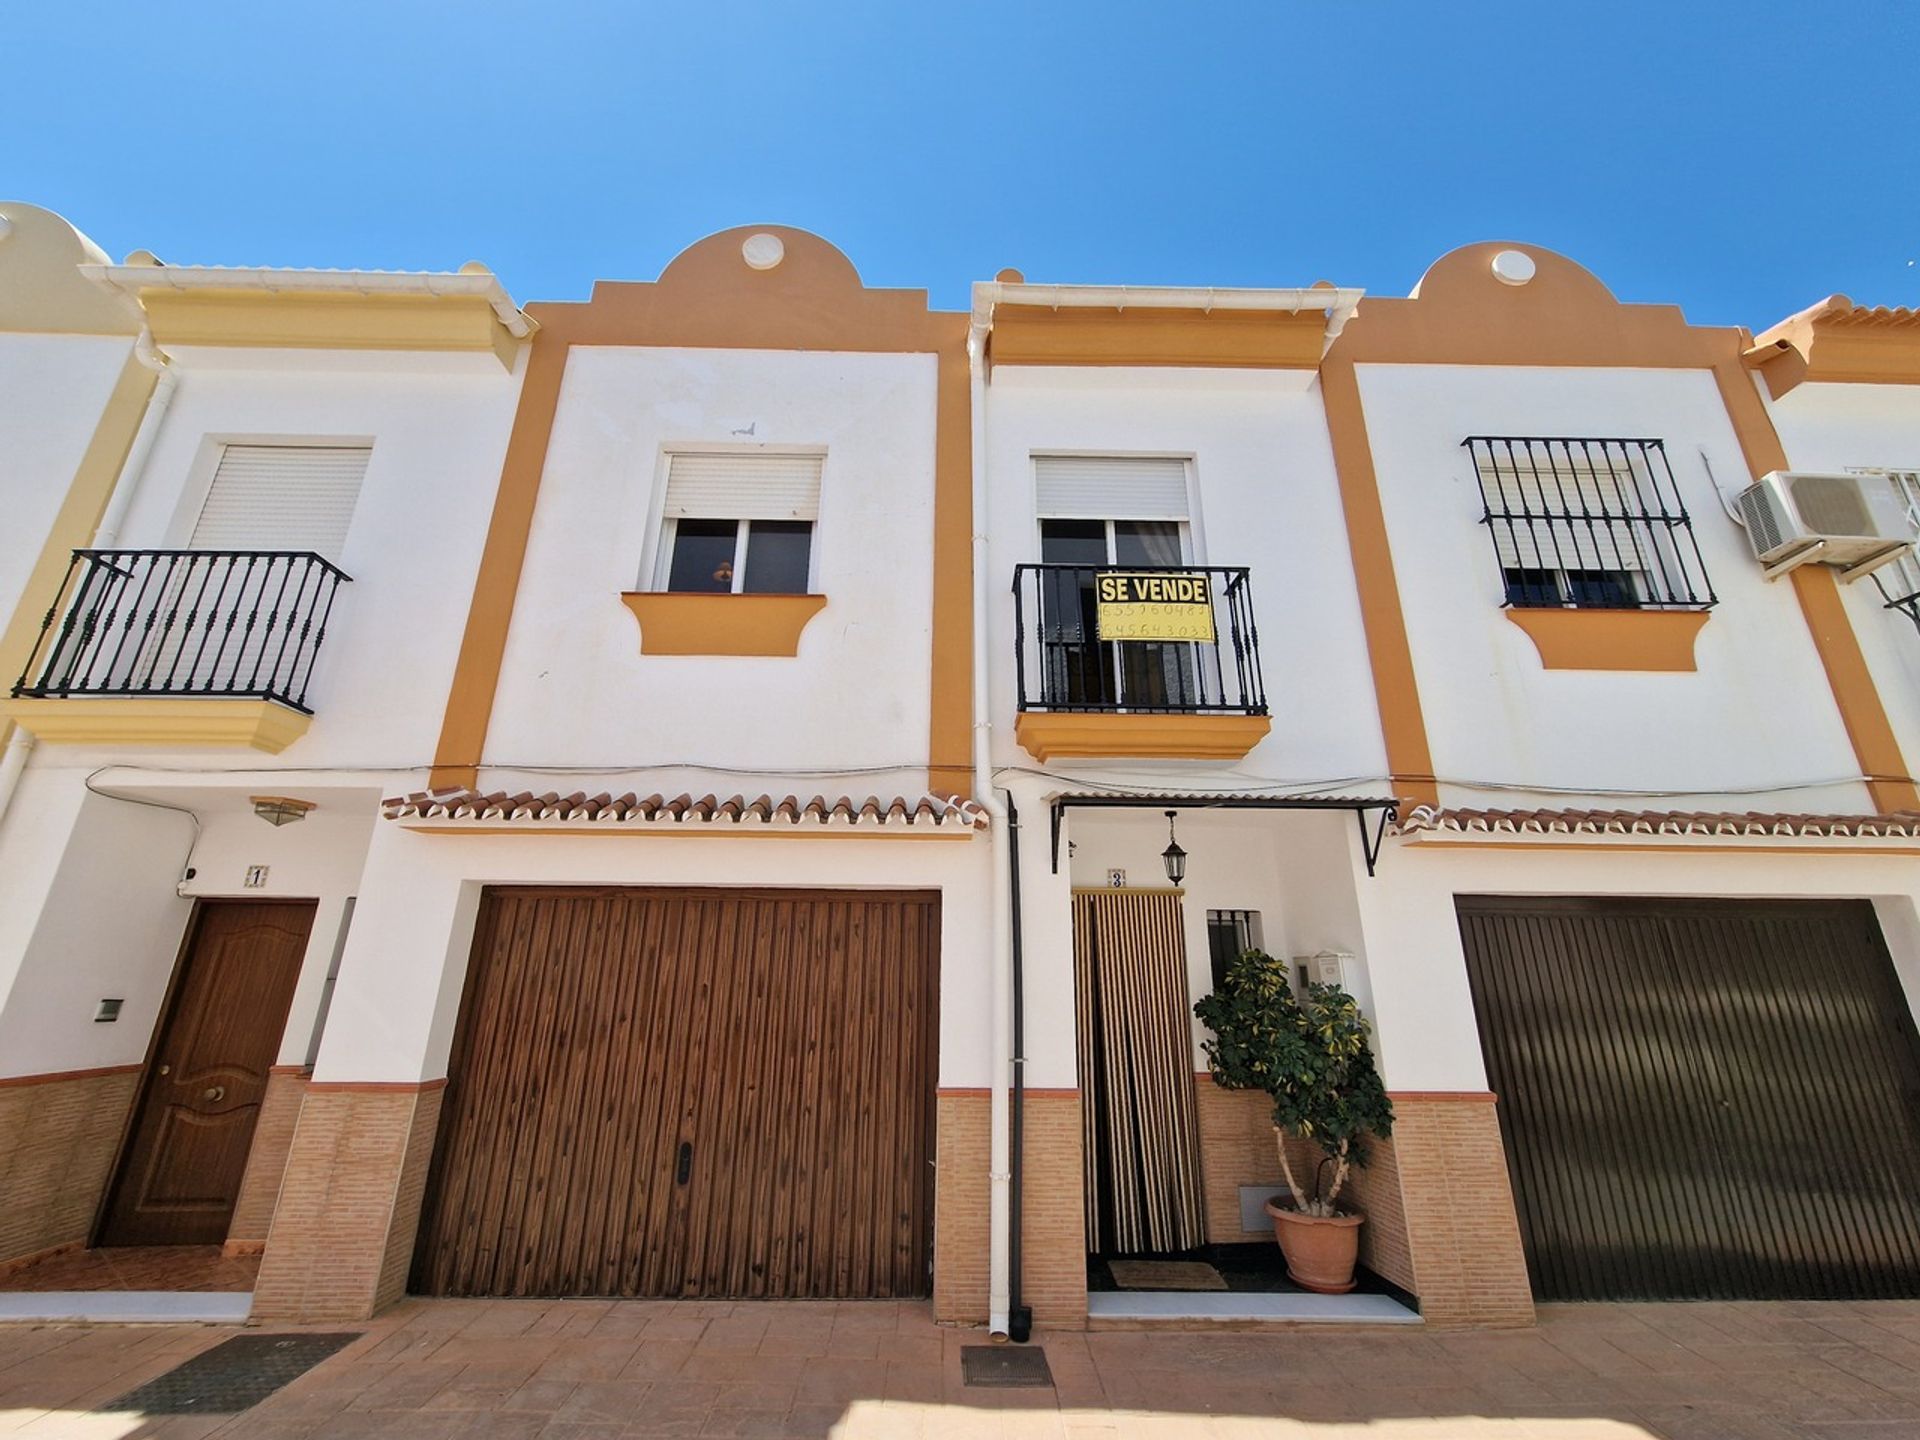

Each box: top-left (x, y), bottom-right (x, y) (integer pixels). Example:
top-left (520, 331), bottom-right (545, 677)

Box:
top-left (1465, 437), bottom-right (1716, 611)
top-left (1205, 909), bottom-right (1263, 991)
top-left (1858, 469), bottom-right (1920, 631)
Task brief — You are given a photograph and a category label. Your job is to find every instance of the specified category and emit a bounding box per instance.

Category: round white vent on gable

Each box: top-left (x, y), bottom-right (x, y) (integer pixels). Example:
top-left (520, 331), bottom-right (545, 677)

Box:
top-left (742, 233), bottom-right (786, 270)
top-left (1491, 249), bottom-right (1537, 286)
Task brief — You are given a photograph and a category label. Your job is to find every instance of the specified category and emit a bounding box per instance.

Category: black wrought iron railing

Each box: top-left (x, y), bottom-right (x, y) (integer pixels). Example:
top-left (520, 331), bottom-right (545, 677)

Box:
top-left (1012, 563), bottom-right (1267, 714)
top-left (1465, 436), bottom-right (1716, 610)
top-left (12, 549), bottom-right (352, 713)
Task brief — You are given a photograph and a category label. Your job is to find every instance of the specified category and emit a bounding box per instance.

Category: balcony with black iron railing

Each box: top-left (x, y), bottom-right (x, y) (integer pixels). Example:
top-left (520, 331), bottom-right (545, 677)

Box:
top-left (7, 549), bottom-right (351, 751)
top-left (1010, 563), bottom-right (1272, 761)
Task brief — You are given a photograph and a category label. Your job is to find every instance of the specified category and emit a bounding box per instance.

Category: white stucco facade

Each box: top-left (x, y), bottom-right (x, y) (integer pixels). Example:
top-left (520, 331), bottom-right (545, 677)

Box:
top-left (1362, 362), bottom-right (1870, 813)
top-left (0, 335), bottom-right (528, 1080)
top-left (484, 346), bottom-right (939, 786)
top-left (0, 332), bottom-right (137, 629)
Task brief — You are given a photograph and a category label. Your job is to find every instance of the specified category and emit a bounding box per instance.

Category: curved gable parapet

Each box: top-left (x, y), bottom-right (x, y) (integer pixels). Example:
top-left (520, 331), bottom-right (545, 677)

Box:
top-left (1334, 240), bottom-right (1731, 368)
top-left (0, 202), bottom-right (143, 336)
top-left (544, 224), bottom-right (951, 352)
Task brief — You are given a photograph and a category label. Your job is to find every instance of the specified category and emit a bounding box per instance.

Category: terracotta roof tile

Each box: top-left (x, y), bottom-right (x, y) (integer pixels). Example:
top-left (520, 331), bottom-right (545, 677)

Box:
top-left (381, 788), bottom-right (989, 831)
top-left (1395, 805), bottom-right (1920, 839)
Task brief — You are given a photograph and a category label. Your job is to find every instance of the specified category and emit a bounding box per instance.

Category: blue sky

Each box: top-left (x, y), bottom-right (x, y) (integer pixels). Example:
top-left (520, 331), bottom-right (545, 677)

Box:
top-left (9, 2), bottom-right (1916, 326)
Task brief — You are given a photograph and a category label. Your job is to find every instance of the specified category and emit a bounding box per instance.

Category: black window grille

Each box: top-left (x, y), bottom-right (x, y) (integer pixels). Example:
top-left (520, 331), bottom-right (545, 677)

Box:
top-left (1465, 437), bottom-right (1715, 611)
top-left (1864, 471), bottom-right (1920, 635)
top-left (1205, 909), bottom-right (1263, 992)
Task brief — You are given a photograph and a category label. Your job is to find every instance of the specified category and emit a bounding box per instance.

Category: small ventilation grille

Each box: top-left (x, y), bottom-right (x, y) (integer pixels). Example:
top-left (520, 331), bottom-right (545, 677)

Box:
top-left (1790, 473), bottom-right (1878, 538)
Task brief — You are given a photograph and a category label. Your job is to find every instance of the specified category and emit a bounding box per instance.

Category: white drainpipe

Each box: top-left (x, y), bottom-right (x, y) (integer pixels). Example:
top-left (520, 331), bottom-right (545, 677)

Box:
top-left (93, 326), bottom-right (176, 549)
top-left (967, 321), bottom-right (1013, 1339)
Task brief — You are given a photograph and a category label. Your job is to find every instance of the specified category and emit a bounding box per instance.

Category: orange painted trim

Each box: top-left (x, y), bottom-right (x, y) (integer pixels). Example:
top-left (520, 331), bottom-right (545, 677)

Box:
top-left (0, 1063), bottom-right (141, 1087)
top-left (1386, 1091), bottom-right (1498, 1104)
top-left (989, 305), bottom-right (1327, 369)
top-left (267, 1065), bottom-right (314, 1077)
top-left (428, 227), bottom-right (972, 798)
top-left (1503, 608), bottom-right (1710, 671)
top-left (1014, 710), bottom-right (1271, 762)
top-left (935, 1087), bottom-right (1079, 1099)
top-left (1319, 357), bottom-right (1440, 810)
top-left (305, 1077), bottom-right (448, 1094)
top-left (1710, 361), bottom-right (1918, 813)
top-left (619, 592), bottom-right (827, 657)
top-left (928, 334), bottom-right (975, 799)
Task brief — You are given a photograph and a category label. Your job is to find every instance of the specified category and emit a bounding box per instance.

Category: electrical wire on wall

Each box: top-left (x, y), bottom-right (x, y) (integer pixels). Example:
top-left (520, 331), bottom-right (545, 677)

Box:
top-left (84, 767), bottom-right (203, 892)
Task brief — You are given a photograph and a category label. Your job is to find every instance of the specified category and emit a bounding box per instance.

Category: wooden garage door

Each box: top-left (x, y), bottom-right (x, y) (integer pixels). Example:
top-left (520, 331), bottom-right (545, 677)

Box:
top-left (412, 887), bottom-right (939, 1299)
top-left (1459, 897), bottom-right (1920, 1302)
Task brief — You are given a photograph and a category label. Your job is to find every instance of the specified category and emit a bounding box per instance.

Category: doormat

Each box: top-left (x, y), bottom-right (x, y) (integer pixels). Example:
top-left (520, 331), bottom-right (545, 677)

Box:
top-left (99, 1332), bottom-right (360, 1415)
top-left (961, 1344), bottom-right (1054, 1388)
top-left (1108, 1259), bottom-right (1228, 1291)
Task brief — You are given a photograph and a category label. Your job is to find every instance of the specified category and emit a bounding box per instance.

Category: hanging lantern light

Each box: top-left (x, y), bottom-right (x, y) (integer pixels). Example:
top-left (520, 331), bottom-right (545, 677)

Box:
top-left (1161, 809), bottom-right (1187, 885)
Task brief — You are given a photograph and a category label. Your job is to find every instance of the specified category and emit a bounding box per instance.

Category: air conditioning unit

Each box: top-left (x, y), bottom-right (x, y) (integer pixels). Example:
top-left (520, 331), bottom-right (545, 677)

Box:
top-left (1736, 471), bottom-right (1915, 580)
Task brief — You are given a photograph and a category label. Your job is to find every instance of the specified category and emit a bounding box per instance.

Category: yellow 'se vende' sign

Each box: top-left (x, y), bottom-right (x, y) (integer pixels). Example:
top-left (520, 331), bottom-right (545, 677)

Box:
top-left (1095, 572), bottom-right (1216, 643)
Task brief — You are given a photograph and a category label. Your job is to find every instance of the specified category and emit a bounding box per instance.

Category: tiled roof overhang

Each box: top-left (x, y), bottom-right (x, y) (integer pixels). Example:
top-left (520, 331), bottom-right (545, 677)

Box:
top-left (381, 789), bottom-right (988, 834)
top-left (1395, 805), bottom-right (1920, 840)
top-left (1749, 294), bottom-right (1920, 396)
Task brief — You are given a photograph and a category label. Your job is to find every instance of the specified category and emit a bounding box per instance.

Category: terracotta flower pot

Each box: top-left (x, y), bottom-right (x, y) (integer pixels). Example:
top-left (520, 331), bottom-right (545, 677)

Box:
top-left (1265, 1198), bottom-right (1364, 1293)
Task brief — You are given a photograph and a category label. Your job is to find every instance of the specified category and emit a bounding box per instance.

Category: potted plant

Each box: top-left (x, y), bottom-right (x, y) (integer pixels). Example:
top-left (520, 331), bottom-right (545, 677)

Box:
top-left (1193, 949), bottom-right (1394, 1294)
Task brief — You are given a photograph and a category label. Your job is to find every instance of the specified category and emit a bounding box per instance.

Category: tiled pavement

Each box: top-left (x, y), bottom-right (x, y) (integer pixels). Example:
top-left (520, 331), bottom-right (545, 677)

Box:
top-left (6, 1297), bottom-right (1920, 1438)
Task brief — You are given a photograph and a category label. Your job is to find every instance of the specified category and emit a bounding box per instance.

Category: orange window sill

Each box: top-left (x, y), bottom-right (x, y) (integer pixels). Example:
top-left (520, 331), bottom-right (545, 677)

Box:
top-left (1014, 710), bottom-right (1271, 762)
top-left (619, 592), bottom-right (828, 657)
top-left (1504, 607), bottom-right (1710, 672)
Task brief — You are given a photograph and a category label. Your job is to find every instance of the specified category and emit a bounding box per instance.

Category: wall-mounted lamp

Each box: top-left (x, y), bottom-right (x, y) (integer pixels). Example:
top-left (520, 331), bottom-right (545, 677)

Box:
top-left (1162, 810), bottom-right (1187, 886)
top-left (251, 795), bottom-right (316, 828)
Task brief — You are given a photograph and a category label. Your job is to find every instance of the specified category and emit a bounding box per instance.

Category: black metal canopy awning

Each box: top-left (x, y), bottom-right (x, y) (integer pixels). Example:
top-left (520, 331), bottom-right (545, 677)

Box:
top-left (1047, 791), bottom-right (1401, 876)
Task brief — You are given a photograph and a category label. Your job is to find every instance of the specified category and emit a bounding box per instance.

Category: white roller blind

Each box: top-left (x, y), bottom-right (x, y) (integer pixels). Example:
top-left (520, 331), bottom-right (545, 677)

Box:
top-left (663, 452), bottom-right (822, 521)
top-left (1034, 456), bottom-right (1190, 521)
top-left (1480, 454), bottom-right (1654, 573)
top-left (189, 444), bottom-right (371, 559)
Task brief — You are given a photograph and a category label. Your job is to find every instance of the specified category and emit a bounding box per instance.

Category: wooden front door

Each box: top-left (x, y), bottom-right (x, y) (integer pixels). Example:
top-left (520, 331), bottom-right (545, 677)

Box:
top-left (99, 900), bottom-right (314, 1247)
top-left (412, 887), bottom-right (941, 1299)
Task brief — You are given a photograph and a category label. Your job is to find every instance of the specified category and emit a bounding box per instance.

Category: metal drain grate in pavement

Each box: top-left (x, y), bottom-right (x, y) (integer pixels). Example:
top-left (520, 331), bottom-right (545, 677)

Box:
top-left (961, 1344), bottom-right (1054, 1388)
top-left (99, 1332), bottom-right (361, 1415)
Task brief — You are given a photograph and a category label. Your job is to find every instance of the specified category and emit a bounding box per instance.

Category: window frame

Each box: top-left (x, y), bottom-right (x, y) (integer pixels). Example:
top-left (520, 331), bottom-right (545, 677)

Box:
top-left (1204, 908), bottom-right (1265, 993)
top-left (1465, 435), bottom-right (1716, 612)
top-left (646, 448), bottom-right (826, 596)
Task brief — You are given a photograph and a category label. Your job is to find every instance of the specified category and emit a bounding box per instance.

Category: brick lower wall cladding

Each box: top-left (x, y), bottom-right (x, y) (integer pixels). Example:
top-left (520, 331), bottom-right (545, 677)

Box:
top-left (0, 1068), bottom-right (139, 1266)
top-left (250, 1083), bottom-right (443, 1322)
top-left (1190, 1078), bottom-right (1529, 1327)
top-left (223, 1068), bottom-right (309, 1251)
top-left (1388, 1094), bottom-right (1533, 1328)
top-left (933, 1090), bottom-right (1087, 1327)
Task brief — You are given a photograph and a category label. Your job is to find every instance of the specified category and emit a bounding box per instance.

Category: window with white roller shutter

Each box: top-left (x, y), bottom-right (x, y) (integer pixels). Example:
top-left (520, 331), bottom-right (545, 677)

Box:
top-left (189, 444), bottom-right (372, 560)
top-left (654, 452), bottom-right (822, 594)
top-left (1034, 455), bottom-right (1190, 522)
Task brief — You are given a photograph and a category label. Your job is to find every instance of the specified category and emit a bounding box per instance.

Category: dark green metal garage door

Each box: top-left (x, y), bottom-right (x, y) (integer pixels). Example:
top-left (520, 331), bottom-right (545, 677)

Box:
top-left (1458, 896), bottom-right (1920, 1302)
